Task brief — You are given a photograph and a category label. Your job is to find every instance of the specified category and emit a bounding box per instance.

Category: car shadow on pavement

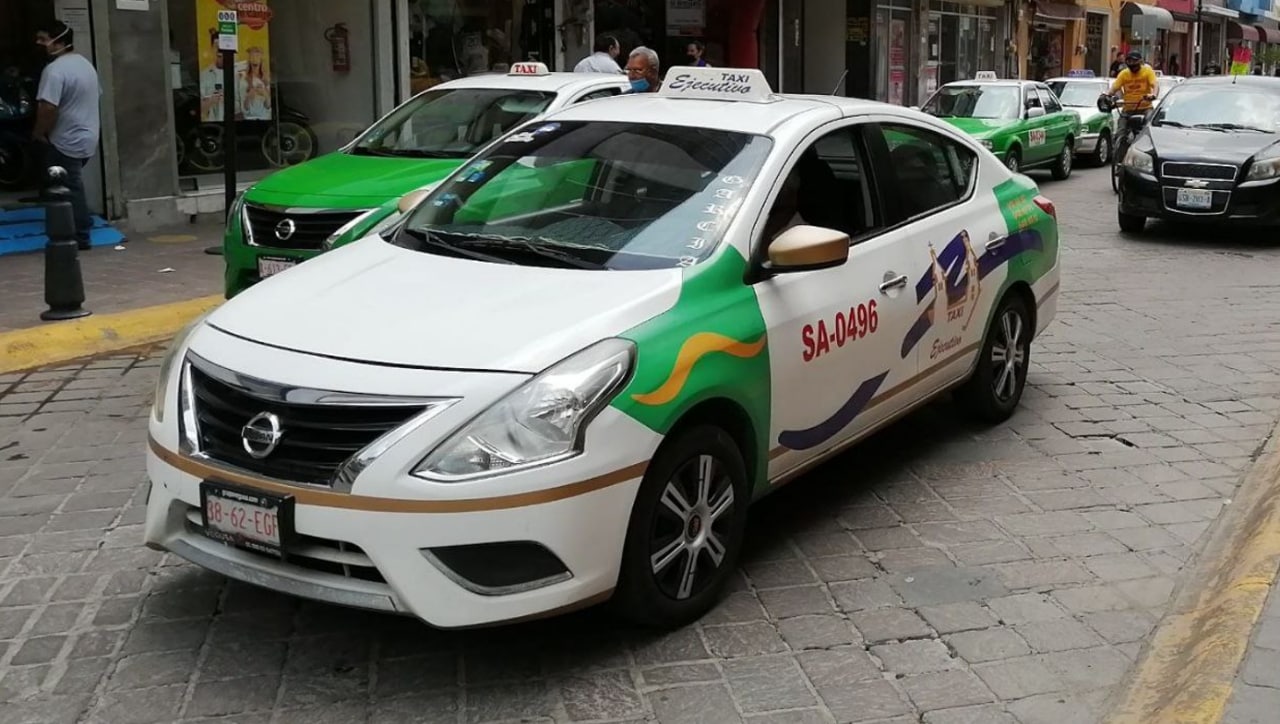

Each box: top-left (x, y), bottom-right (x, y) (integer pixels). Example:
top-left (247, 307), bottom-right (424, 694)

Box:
top-left (1125, 221), bottom-right (1280, 253)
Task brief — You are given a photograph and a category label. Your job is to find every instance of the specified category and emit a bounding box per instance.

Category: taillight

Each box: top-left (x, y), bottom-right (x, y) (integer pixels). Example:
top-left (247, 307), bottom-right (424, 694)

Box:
top-left (1033, 195), bottom-right (1056, 221)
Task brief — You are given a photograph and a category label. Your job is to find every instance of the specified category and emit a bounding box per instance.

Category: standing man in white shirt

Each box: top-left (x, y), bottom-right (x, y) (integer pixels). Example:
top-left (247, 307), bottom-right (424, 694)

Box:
top-left (573, 34), bottom-right (622, 74)
top-left (32, 20), bottom-right (100, 250)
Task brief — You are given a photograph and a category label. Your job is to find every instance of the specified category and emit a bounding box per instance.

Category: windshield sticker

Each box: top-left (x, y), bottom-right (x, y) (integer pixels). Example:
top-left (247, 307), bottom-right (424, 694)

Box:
top-left (802, 300), bottom-right (879, 362)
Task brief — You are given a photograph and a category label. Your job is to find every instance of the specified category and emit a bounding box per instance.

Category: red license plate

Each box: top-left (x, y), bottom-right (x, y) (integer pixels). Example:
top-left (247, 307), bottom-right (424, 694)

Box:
top-left (200, 482), bottom-right (294, 557)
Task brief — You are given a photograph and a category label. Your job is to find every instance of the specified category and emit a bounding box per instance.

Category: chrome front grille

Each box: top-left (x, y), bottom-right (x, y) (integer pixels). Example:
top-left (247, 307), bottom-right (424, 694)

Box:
top-left (183, 359), bottom-right (428, 487)
top-left (243, 204), bottom-right (364, 250)
top-left (1161, 162), bottom-right (1237, 181)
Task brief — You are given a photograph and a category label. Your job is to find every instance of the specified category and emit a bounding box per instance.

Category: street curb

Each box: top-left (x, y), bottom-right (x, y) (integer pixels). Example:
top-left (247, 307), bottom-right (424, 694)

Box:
top-left (0, 295), bottom-right (223, 375)
top-left (1107, 422), bottom-right (1280, 723)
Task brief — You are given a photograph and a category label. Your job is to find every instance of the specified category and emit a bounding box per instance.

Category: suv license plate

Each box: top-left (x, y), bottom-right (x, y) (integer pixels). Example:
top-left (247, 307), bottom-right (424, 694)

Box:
top-left (200, 482), bottom-right (293, 557)
top-left (1176, 188), bottom-right (1212, 210)
top-left (257, 256), bottom-right (298, 278)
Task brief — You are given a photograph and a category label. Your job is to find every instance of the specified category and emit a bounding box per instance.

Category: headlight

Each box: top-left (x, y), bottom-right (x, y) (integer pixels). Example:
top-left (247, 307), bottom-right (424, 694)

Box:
top-left (1246, 156), bottom-right (1280, 182)
top-left (413, 338), bottom-right (635, 481)
top-left (151, 312), bottom-right (211, 423)
top-left (1124, 147), bottom-right (1153, 174)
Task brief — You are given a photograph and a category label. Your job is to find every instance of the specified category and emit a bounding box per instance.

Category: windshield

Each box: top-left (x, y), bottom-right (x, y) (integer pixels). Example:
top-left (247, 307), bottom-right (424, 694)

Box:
top-left (922, 85), bottom-right (1021, 120)
top-left (396, 121), bottom-right (773, 270)
top-left (1046, 81), bottom-right (1105, 106)
top-left (1151, 85), bottom-right (1280, 133)
top-left (350, 87), bottom-right (557, 159)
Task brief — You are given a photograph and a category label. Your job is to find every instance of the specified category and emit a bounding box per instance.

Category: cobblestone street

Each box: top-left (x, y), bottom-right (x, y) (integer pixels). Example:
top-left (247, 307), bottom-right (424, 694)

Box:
top-left (3, 164), bottom-right (1280, 723)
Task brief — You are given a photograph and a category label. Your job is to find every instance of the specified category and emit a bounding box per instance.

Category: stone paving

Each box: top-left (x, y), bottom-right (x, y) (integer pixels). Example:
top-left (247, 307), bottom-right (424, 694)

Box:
top-left (3, 165), bottom-right (1280, 723)
top-left (0, 217), bottom-right (224, 333)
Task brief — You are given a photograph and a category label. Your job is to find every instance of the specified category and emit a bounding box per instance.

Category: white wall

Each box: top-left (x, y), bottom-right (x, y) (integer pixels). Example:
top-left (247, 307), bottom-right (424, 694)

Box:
top-left (804, 0), bottom-right (846, 94)
top-left (269, 0), bottom-right (379, 153)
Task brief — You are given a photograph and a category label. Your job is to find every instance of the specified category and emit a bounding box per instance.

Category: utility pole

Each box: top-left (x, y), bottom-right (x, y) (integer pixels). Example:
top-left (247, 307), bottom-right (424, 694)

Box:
top-left (1195, 0), bottom-right (1203, 75)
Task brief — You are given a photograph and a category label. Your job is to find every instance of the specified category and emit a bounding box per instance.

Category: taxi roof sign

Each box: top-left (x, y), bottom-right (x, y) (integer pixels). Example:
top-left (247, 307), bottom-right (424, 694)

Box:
top-left (509, 62), bottom-right (550, 76)
top-left (974, 71), bottom-right (999, 81)
top-left (659, 66), bottom-right (776, 103)
top-left (1067, 69), bottom-right (1095, 77)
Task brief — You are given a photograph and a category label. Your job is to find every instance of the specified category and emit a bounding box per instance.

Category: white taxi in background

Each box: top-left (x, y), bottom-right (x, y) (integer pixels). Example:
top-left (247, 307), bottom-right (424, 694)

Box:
top-left (146, 66), bottom-right (1060, 629)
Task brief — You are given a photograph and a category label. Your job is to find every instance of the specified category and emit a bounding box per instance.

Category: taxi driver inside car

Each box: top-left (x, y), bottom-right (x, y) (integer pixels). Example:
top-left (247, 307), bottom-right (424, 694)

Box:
top-left (145, 65), bottom-right (1059, 630)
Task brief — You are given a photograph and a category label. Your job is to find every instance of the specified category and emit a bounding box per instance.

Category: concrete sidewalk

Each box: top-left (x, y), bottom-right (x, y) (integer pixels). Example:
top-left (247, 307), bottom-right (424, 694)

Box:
top-left (0, 216), bottom-right (226, 334)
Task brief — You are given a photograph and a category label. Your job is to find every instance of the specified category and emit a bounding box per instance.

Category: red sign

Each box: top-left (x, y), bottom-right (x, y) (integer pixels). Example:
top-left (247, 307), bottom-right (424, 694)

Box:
top-left (1156, 0), bottom-right (1195, 16)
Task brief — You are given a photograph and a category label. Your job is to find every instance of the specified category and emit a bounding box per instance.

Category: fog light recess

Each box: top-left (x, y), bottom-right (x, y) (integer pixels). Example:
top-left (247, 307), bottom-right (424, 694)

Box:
top-left (421, 541), bottom-right (572, 596)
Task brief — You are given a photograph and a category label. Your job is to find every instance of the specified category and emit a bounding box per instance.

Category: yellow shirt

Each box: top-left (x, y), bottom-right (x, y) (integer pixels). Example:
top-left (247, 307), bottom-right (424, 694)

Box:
top-left (1111, 64), bottom-right (1159, 112)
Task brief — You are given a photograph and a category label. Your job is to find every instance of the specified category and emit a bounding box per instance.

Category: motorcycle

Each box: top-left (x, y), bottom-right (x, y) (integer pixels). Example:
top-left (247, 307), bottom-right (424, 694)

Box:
top-left (173, 84), bottom-right (320, 174)
top-left (0, 68), bottom-right (37, 189)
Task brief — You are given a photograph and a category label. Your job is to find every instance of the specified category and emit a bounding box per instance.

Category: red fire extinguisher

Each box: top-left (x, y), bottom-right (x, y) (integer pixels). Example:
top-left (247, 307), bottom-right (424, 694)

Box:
top-left (325, 23), bottom-right (351, 72)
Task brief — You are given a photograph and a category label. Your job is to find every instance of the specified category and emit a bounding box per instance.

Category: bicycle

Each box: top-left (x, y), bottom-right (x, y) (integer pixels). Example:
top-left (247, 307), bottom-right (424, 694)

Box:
top-left (1102, 94), bottom-right (1156, 194)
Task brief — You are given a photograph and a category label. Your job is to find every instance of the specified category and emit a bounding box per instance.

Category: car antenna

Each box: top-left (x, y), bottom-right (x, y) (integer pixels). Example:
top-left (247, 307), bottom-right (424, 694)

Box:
top-left (831, 70), bottom-right (848, 95)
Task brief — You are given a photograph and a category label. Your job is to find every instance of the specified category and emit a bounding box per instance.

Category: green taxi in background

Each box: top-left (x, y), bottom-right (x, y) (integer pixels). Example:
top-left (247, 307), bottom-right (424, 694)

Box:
top-left (1046, 70), bottom-right (1119, 165)
top-left (919, 73), bottom-right (1081, 179)
top-left (222, 63), bottom-right (627, 298)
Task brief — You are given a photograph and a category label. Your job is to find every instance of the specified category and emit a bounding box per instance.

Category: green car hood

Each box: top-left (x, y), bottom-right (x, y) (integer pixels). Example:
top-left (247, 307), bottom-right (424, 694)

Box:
top-left (247, 151), bottom-right (462, 208)
top-left (939, 117), bottom-right (1017, 139)
top-left (1065, 105), bottom-right (1106, 127)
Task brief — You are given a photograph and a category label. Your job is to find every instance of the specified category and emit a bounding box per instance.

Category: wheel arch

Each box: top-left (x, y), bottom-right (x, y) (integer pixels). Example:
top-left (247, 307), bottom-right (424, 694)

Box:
top-left (664, 397), bottom-right (762, 492)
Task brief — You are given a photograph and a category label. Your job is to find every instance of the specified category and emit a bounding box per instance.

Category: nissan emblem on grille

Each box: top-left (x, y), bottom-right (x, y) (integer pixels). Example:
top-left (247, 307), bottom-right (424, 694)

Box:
top-left (274, 218), bottom-right (296, 241)
top-left (241, 412), bottom-right (284, 459)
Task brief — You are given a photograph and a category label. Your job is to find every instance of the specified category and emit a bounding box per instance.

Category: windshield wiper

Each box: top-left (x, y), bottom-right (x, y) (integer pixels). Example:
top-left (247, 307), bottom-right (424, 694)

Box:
top-left (1153, 119), bottom-right (1187, 128)
top-left (348, 146), bottom-right (398, 157)
top-left (381, 149), bottom-right (467, 158)
top-left (444, 232), bottom-right (606, 270)
top-left (397, 228), bottom-right (515, 265)
top-left (1195, 123), bottom-right (1269, 132)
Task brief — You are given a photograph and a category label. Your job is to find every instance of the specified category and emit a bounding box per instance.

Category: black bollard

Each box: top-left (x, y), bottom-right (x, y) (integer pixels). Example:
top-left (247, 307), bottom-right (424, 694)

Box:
top-left (41, 200), bottom-right (92, 321)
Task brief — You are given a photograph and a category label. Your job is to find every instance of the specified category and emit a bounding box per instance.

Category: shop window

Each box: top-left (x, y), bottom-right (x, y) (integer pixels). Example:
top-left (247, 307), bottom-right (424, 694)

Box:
top-left (877, 124), bottom-right (974, 219)
top-left (168, 0), bottom-right (383, 184)
top-left (406, 0), bottom-right (515, 89)
top-left (1086, 14), bottom-right (1106, 76)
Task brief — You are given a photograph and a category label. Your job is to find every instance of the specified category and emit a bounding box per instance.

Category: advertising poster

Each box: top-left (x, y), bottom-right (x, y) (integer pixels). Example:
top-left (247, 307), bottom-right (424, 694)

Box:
top-left (1229, 46), bottom-right (1252, 75)
top-left (889, 18), bottom-right (906, 106)
top-left (197, 0), bottom-right (273, 122)
top-left (665, 0), bottom-right (705, 36)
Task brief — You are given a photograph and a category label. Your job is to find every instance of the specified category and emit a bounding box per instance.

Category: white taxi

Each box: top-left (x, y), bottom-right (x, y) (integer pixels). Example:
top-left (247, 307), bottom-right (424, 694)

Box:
top-left (146, 67), bottom-right (1061, 629)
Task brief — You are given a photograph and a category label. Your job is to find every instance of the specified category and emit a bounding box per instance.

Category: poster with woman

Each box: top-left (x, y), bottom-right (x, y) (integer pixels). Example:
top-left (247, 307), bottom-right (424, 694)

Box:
top-left (197, 0), bottom-right (273, 122)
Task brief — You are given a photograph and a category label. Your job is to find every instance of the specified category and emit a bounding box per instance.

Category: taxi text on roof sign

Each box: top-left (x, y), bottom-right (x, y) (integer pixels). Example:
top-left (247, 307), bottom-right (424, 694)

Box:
top-left (658, 66), bottom-right (775, 103)
top-left (1067, 69), bottom-right (1095, 77)
top-left (974, 71), bottom-right (998, 81)
top-left (509, 62), bottom-right (550, 76)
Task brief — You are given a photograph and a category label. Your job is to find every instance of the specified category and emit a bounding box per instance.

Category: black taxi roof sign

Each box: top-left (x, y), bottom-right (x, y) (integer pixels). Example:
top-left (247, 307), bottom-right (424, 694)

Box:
top-left (658, 66), bottom-right (776, 103)
top-left (509, 62), bottom-right (551, 76)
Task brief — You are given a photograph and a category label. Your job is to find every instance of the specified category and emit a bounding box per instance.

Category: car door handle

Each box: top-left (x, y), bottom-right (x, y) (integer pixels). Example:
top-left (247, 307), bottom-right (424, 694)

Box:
top-left (879, 274), bottom-right (908, 293)
top-left (986, 234), bottom-right (1007, 250)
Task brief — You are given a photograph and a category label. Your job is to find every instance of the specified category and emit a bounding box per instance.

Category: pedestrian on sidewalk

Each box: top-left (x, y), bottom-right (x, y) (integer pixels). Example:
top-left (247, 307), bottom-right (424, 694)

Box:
top-left (624, 46), bottom-right (662, 93)
top-left (31, 20), bottom-right (100, 251)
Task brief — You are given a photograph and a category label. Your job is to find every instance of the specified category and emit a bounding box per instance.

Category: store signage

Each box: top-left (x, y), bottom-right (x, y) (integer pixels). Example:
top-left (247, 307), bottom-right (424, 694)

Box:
top-left (217, 9), bottom-right (238, 51)
top-left (218, 1), bottom-right (273, 30)
top-left (115, 0), bottom-right (149, 9)
top-left (1172, 21), bottom-right (1189, 33)
top-left (659, 67), bottom-right (774, 103)
top-left (665, 0), bottom-right (705, 36)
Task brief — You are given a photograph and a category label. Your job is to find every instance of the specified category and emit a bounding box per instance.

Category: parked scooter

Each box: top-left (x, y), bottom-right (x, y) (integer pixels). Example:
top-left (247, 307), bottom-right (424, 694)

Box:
top-left (172, 84), bottom-right (320, 174)
top-left (0, 67), bottom-right (37, 189)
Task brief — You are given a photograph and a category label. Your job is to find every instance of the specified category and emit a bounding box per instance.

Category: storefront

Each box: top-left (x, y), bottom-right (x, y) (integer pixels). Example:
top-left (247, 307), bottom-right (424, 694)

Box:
top-left (925, 1), bottom-right (1001, 89)
top-left (1120, 2), bottom-right (1173, 67)
top-left (1030, 1), bottom-right (1087, 80)
top-left (1083, 8), bottom-right (1110, 75)
top-left (1197, 0), bottom-right (1238, 73)
top-left (1155, 0), bottom-right (1194, 74)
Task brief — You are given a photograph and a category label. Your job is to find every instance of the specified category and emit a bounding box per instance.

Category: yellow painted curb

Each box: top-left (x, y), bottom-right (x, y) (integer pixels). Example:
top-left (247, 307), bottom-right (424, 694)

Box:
top-left (1108, 431), bottom-right (1280, 724)
top-left (0, 295), bottom-right (223, 375)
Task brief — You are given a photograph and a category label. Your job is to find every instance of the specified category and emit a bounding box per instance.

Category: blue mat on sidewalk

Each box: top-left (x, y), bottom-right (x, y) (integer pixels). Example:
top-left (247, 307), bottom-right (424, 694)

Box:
top-left (0, 206), bottom-right (126, 256)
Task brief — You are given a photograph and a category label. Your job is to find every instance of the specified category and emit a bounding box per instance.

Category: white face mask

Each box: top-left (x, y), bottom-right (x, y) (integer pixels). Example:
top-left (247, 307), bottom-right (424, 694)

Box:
top-left (39, 27), bottom-right (71, 56)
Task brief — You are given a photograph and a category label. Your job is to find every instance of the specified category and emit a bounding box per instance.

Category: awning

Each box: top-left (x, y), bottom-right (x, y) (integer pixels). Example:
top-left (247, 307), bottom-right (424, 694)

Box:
top-left (1228, 22), bottom-right (1260, 41)
top-left (1202, 4), bottom-right (1241, 19)
top-left (1122, 2), bottom-right (1175, 30)
top-left (1036, 0), bottom-right (1087, 21)
top-left (1258, 26), bottom-right (1279, 43)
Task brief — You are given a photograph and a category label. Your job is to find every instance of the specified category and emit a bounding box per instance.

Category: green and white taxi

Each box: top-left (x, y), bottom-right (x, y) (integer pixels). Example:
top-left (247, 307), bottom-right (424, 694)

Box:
top-left (921, 73), bottom-right (1082, 178)
top-left (145, 67), bottom-right (1061, 629)
top-left (1046, 71), bottom-right (1120, 165)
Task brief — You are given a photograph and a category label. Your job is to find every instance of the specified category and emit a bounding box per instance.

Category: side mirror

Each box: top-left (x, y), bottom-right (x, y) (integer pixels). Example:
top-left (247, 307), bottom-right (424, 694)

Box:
top-left (396, 184), bottom-right (437, 214)
top-left (1125, 113), bottom-right (1147, 132)
top-left (909, 105), bottom-right (920, 111)
top-left (1026, 106), bottom-right (1046, 119)
top-left (766, 225), bottom-right (850, 273)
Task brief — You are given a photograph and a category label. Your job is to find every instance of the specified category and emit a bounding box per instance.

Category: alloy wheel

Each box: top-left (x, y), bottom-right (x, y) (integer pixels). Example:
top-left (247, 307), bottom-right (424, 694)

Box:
top-left (648, 453), bottom-right (736, 601)
top-left (990, 308), bottom-right (1027, 402)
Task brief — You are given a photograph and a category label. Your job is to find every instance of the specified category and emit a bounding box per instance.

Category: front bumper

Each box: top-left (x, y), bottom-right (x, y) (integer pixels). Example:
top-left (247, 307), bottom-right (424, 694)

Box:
top-left (1118, 168), bottom-right (1280, 226)
top-left (143, 326), bottom-right (658, 628)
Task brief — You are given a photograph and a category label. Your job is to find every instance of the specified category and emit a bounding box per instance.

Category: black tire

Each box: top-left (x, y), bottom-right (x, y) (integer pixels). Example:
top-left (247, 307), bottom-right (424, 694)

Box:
top-left (956, 293), bottom-right (1032, 424)
top-left (1051, 138), bottom-right (1073, 180)
top-left (1092, 131), bottom-right (1111, 166)
top-left (1004, 147), bottom-right (1022, 174)
top-left (613, 424), bottom-right (750, 628)
top-left (1118, 209), bottom-right (1146, 233)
